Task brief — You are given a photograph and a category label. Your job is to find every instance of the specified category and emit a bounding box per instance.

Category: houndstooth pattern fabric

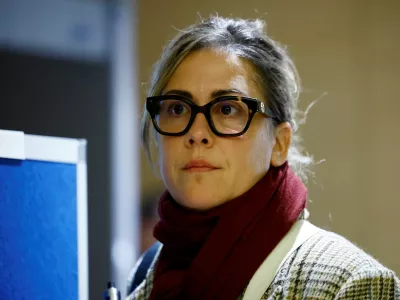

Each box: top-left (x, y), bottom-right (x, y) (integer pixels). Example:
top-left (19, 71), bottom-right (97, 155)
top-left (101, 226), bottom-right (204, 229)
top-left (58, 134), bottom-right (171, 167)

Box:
top-left (126, 229), bottom-right (400, 300)
top-left (260, 231), bottom-right (400, 299)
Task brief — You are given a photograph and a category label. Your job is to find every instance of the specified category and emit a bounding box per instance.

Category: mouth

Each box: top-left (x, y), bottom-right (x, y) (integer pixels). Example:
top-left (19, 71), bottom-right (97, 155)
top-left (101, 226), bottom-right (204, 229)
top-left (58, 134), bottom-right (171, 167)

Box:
top-left (182, 159), bottom-right (220, 172)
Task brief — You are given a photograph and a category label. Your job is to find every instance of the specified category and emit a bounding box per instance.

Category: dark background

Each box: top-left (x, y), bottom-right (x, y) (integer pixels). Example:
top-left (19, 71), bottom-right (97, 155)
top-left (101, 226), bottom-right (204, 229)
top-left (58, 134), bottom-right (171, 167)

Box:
top-left (0, 50), bottom-right (111, 298)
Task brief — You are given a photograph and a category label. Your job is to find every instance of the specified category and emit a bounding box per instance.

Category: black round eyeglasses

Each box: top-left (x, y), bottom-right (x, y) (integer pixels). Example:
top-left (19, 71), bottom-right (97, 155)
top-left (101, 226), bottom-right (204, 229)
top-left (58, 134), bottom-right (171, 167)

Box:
top-left (146, 94), bottom-right (277, 137)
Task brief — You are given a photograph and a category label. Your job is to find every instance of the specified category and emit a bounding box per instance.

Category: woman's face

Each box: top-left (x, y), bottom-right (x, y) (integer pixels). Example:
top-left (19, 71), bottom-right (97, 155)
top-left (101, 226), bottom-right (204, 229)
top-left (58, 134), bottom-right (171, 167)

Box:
top-left (157, 49), bottom-right (290, 210)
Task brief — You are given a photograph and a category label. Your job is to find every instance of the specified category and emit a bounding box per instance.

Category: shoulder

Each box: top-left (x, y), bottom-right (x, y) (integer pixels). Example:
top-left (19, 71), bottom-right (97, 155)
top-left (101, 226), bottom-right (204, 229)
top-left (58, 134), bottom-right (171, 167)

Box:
top-left (266, 228), bottom-right (400, 299)
top-left (291, 229), bottom-right (388, 272)
top-left (126, 243), bottom-right (162, 300)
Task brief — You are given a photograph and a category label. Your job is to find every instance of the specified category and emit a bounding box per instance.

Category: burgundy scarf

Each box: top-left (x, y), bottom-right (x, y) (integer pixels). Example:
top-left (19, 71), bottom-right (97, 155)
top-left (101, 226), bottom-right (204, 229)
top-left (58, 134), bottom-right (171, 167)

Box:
top-left (149, 163), bottom-right (307, 300)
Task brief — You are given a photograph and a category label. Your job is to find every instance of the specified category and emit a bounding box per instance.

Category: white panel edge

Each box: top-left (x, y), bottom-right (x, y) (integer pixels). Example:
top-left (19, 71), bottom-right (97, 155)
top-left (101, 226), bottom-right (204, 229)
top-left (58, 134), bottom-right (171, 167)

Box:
top-left (0, 129), bottom-right (26, 160)
top-left (25, 134), bottom-right (87, 164)
top-left (77, 155), bottom-right (89, 300)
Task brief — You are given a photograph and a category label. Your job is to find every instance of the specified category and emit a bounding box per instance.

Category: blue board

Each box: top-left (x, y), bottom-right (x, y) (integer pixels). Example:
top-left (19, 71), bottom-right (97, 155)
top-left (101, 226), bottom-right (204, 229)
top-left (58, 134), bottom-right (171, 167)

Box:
top-left (0, 158), bottom-right (78, 300)
top-left (0, 130), bottom-right (87, 300)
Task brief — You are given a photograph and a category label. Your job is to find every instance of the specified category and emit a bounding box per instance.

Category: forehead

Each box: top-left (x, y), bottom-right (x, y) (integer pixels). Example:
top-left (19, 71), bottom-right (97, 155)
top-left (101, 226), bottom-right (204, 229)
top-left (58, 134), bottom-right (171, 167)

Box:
top-left (164, 49), bottom-right (262, 102)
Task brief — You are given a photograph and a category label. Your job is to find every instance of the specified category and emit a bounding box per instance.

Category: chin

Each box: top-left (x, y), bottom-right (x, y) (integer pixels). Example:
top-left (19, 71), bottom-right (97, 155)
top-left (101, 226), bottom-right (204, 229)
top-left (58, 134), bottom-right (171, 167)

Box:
top-left (177, 189), bottom-right (224, 211)
top-left (165, 172), bottom-right (229, 210)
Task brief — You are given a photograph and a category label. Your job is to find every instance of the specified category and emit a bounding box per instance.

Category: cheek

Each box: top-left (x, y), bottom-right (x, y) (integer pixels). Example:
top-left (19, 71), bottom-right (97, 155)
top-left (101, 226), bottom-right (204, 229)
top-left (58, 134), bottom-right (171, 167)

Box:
top-left (247, 123), bottom-right (274, 173)
top-left (157, 137), bottom-right (180, 175)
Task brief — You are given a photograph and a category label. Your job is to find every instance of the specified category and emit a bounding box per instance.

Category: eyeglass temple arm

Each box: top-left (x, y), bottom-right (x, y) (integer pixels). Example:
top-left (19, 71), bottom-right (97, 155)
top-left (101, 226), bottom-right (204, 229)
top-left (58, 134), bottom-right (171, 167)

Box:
top-left (258, 101), bottom-right (277, 120)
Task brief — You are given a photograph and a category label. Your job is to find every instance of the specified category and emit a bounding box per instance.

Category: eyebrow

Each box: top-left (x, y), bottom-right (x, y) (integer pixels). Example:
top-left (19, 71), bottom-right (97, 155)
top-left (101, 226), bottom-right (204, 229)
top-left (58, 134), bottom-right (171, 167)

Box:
top-left (163, 88), bottom-right (248, 100)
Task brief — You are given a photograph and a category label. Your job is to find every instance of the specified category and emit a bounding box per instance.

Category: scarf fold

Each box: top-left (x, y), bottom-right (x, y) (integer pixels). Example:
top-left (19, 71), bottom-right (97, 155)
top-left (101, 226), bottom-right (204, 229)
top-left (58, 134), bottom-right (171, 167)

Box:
top-left (149, 163), bottom-right (307, 300)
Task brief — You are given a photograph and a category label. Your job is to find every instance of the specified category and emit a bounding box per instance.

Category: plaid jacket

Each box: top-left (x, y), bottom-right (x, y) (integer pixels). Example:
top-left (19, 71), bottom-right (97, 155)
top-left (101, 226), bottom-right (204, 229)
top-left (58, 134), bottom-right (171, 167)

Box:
top-left (127, 227), bottom-right (400, 300)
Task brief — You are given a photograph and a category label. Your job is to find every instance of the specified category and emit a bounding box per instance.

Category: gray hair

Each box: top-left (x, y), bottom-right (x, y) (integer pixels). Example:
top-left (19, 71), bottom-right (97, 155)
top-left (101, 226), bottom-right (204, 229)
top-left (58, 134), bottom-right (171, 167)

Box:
top-left (141, 16), bottom-right (314, 182)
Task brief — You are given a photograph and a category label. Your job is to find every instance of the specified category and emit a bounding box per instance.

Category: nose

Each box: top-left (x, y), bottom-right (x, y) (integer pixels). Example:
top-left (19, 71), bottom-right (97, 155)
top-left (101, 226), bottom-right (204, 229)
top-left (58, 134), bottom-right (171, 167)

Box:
top-left (184, 113), bottom-right (214, 147)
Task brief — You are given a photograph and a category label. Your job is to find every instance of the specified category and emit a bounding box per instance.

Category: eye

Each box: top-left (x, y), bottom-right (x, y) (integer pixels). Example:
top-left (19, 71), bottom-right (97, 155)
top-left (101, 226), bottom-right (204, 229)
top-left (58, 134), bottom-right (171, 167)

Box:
top-left (214, 100), bottom-right (243, 117)
top-left (220, 103), bottom-right (234, 115)
top-left (163, 101), bottom-right (189, 116)
top-left (171, 103), bottom-right (184, 114)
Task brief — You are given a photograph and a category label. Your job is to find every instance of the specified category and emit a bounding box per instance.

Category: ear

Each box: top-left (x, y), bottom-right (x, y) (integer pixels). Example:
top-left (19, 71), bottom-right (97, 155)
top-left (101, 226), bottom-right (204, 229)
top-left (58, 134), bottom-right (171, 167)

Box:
top-left (270, 122), bottom-right (292, 167)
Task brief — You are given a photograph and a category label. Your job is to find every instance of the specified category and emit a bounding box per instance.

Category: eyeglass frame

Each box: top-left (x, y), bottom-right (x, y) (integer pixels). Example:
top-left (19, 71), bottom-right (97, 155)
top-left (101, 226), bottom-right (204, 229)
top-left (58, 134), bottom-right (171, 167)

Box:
top-left (146, 94), bottom-right (278, 137)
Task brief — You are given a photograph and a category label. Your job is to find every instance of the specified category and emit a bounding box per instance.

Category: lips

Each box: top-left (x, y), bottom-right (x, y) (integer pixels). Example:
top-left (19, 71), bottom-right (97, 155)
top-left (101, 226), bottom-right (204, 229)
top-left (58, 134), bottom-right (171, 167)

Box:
top-left (183, 159), bottom-right (219, 172)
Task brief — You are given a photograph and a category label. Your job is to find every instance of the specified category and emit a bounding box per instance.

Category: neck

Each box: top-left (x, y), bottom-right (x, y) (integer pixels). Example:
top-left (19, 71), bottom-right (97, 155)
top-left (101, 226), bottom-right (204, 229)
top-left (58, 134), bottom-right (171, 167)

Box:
top-left (150, 162), bottom-right (307, 300)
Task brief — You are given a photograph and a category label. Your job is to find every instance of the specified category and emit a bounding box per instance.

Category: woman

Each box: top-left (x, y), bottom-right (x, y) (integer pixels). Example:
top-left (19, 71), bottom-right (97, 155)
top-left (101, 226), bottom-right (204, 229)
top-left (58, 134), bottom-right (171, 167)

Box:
top-left (127, 16), bottom-right (400, 299)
